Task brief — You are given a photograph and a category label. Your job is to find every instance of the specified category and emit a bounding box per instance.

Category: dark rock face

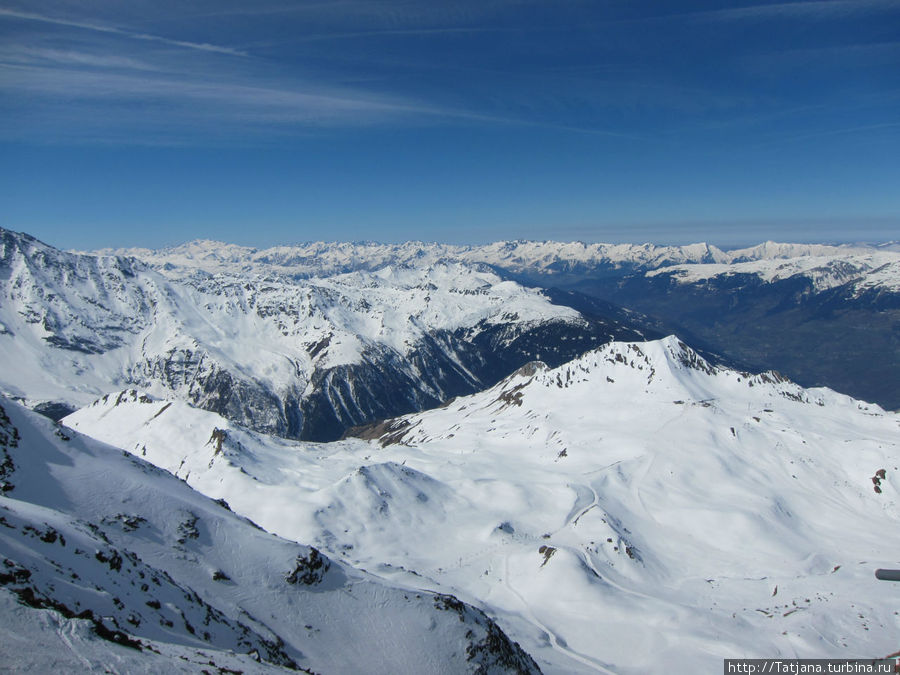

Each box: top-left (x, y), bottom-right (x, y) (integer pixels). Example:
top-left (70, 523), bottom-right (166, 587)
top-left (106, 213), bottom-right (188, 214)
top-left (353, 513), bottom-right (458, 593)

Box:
top-left (284, 548), bottom-right (330, 586)
top-left (31, 402), bottom-right (77, 422)
top-left (0, 404), bottom-right (19, 493)
top-left (127, 350), bottom-right (295, 438)
top-left (432, 593), bottom-right (543, 674)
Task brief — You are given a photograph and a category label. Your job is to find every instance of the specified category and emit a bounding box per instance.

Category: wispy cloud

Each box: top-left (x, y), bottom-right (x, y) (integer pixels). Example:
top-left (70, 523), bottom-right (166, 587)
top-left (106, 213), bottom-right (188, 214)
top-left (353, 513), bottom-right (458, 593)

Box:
top-left (695, 0), bottom-right (900, 21)
top-left (0, 5), bottom-right (459, 140)
top-left (0, 45), bottom-right (160, 71)
top-left (188, 0), bottom-right (543, 26)
top-left (770, 121), bottom-right (900, 144)
top-left (0, 62), bottom-right (440, 122)
top-left (0, 8), bottom-right (247, 56)
top-left (3, 0), bottom-right (895, 147)
top-left (0, 58), bottom-right (644, 143)
top-left (287, 26), bottom-right (514, 44)
top-left (0, 5), bottom-right (637, 144)
top-left (770, 39), bottom-right (900, 62)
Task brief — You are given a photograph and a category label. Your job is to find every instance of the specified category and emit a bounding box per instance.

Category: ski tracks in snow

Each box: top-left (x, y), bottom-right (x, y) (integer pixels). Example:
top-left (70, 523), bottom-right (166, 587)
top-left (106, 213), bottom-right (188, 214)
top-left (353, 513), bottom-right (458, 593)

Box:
top-left (500, 553), bottom-right (616, 674)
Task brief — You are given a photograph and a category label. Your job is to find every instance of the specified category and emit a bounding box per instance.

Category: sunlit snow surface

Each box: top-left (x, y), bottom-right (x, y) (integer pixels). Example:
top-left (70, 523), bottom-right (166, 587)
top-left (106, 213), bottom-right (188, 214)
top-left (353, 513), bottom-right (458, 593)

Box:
top-left (0, 398), bottom-right (540, 674)
top-left (64, 337), bottom-right (900, 673)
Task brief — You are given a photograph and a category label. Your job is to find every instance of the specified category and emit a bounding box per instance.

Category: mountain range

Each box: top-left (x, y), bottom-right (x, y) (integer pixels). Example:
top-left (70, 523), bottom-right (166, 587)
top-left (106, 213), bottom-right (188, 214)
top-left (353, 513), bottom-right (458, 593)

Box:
top-left (97, 235), bottom-right (900, 411)
top-left (94, 238), bottom-right (894, 283)
top-left (1, 228), bottom-right (657, 441)
top-left (1, 226), bottom-right (899, 672)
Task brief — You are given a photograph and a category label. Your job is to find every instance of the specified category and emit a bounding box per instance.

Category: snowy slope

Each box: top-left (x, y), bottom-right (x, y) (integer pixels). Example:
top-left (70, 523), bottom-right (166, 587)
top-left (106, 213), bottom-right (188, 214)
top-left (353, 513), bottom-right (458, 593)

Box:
top-left (0, 396), bottom-right (541, 674)
top-left (2, 227), bottom-right (653, 440)
top-left (63, 338), bottom-right (900, 673)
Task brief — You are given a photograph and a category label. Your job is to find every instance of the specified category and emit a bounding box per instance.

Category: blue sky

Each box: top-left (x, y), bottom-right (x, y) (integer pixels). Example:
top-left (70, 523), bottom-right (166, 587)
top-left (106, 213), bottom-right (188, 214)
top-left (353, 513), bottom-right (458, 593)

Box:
top-left (1, 0), bottom-right (898, 250)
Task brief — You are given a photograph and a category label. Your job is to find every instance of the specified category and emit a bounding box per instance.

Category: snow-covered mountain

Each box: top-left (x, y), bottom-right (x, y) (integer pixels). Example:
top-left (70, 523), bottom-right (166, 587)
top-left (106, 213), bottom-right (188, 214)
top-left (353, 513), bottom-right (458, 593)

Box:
top-left (6, 226), bottom-right (899, 671)
top-left (96, 238), bottom-right (882, 282)
top-left (62, 338), bottom-right (900, 672)
top-left (574, 248), bottom-right (900, 410)
top-left (87, 237), bottom-right (900, 331)
top-left (645, 251), bottom-right (900, 295)
top-left (88, 234), bottom-right (900, 410)
top-left (0, 395), bottom-right (540, 673)
top-left (0, 228), bottom-right (655, 440)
